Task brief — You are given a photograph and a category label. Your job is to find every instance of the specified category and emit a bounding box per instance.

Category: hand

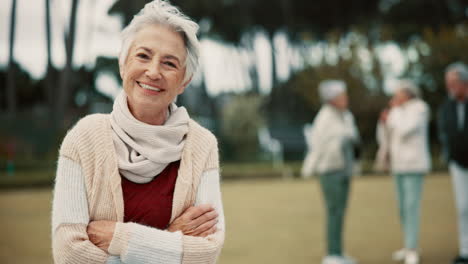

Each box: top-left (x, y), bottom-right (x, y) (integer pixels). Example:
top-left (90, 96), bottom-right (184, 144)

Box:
top-left (389, 97), bottom-right (398, 108)
top-left (379, 109), bottom-right (389, 123)
top-left (167, 204), bottom-right (218, 237)
top-left (87, 220), bottom-right (116, 253)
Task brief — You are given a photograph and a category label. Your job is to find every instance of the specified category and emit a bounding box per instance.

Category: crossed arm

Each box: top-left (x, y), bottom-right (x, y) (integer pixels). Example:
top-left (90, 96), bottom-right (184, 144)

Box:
top-left (87, 204), bottom-right (218, 253)
top-left (52, 157), bottom-right (225, 264)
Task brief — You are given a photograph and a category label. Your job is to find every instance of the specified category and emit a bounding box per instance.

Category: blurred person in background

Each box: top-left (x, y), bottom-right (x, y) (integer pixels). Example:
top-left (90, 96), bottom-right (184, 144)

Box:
top-left (378, 79), bottom-right (430, 264)
top-left (438, 62), bottom-right (468, 264)
top-left (51, 1), bottom-right (224, 263)
top-left (302, 80), bottom-right (360, 264)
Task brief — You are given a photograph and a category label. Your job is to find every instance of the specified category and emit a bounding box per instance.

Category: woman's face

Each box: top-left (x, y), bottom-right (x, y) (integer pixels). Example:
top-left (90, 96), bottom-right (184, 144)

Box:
top-left (120, 24), bottom-right (189, 116)
top-left (329, 92), bottom-right (348, 111)
top-left (390, 89), bottom-right (411, 107)
top-left (445, 71), bottom-right (466, 101)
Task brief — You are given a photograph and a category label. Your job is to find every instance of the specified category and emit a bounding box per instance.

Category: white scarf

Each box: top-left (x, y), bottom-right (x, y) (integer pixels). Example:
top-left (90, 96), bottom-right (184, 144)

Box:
top-left (110, 91), bottom-right (189, 183)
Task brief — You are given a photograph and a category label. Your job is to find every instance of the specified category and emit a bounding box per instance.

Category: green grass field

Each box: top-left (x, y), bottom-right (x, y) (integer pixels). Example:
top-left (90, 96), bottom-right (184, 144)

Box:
top-left (0, 173), bottom-right (458, 264)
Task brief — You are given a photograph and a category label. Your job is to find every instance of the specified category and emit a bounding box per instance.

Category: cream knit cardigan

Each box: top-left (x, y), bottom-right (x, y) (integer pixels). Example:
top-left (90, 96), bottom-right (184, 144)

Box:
top-left (51, 114), bottom-right (225, 264)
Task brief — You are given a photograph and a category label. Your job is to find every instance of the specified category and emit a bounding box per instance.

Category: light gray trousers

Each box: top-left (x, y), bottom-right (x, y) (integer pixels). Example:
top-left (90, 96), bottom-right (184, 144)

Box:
top-left (450, 162), bottom-right (468, 257)
top-left (394, 173), bottom-right (424, 249)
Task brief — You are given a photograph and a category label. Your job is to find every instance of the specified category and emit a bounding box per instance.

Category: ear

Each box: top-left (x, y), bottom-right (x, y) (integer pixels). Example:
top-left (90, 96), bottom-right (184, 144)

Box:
top-left (177, 76), bottom-right (192, 95)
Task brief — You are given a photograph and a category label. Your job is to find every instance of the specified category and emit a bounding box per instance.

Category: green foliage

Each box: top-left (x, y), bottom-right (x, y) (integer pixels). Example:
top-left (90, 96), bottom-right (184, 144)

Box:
top-left (178, 0), bottom-right (380, 41)
top-left (380, 0), bottom-right (467, 42)
top-left (109, 0), bottom-right (152, 26)
top-left (220, 94), bottom-right (265, 161)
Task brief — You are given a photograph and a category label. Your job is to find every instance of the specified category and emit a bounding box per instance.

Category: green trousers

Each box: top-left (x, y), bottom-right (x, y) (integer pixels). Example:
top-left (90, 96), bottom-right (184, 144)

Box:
top-left (394, 173), bottom-right (424, 249)
top-left (320, 171), bottom-right (351, 256)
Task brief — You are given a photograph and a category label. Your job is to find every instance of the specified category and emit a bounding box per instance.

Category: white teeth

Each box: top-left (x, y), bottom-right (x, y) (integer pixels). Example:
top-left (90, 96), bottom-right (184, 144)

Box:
top-left (139, 83), bottom-right (161, 92)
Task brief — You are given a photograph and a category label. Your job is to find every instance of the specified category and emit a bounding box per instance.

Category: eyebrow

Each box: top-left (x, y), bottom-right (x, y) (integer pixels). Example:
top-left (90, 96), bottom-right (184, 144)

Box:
top-left (137, 47), bottom-right (153, 55)
top-left (163, 55), bottom-right (181, 65)
top-left (136, 46), bottom-right (181, 65)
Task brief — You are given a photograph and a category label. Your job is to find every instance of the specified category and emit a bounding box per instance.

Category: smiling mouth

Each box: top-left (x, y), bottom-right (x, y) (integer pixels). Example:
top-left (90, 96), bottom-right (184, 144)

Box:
top-left (138, 82), bottom-right (163, 92)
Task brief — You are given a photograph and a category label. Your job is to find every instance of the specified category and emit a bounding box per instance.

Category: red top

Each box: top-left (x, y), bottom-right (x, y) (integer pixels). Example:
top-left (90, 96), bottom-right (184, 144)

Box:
top-left (121, 160), bottom-right (180, 229)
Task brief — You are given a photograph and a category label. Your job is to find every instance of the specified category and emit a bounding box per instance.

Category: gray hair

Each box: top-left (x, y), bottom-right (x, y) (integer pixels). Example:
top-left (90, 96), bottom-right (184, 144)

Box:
top-left (445, 62), bottom-right (468, 82)
top-left (318, 80), bottom-right (346, 102)
top-left (119, 0), bottom-right (200, 84)
top-left (394, 79), bottom-right (420, 98)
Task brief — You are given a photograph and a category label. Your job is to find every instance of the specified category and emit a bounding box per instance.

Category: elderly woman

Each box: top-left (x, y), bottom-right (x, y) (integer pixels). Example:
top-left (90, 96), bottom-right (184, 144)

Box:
top-left (51, 1), bottom-right (224, 263)
top-left (378, 80), bottom-right (430, 264)
top-left (302, 80), bottom-right (360, 264)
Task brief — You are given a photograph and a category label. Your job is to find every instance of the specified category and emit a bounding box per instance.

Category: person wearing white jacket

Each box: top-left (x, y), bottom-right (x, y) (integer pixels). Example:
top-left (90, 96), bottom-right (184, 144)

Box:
top-left (378, 79), bottom-right (431, 264)
top-left (302, 80), bottom-right (360, 264)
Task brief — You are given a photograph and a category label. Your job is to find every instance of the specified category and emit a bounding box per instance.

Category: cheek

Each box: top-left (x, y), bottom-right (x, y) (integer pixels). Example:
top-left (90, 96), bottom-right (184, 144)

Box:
top-left (122, 73), bottom-right (133, 91)
top-left (170, 74), bottom-right (186, 92)
top-left (123, 60), bottom-right (144, 81)
top-left (122, 73), bottom-right (139, 96)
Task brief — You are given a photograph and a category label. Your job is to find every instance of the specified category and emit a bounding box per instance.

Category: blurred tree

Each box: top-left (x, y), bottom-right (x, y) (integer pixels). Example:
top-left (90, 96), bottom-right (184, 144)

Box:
top-left (95, 56), bottom-right (120, 80)
top-left (172, 0), bottom-right (382, 90)
top-left (380, 0), bottom-right (468, 42)
top-left (221, 93), bottom-right (265, 160)
top-left (263, 73), bottom-right (314, 159)
top-left (108, 0), bottom-right (382, 91)
top-left (6, 0), bottom-right (17, 116)
top-left (44, 0), bottom-right (54, 113)
top-left (56, 0), bottom-right (79, 127)
top-left (109, 0), bottom-right (151, 26)
top-left (3, 63), bottom-right (37, 110)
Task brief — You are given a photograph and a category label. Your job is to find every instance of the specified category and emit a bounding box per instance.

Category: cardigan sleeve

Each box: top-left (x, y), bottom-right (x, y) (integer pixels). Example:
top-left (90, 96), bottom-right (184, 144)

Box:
top-left (108, 145), bottom-right (225, 264)
top-left (181, 135), bottom-right (224, 263)
top-left (182, 167), bottom-right (225, 263)
top-left (52, 156), bottom-right (118, 264)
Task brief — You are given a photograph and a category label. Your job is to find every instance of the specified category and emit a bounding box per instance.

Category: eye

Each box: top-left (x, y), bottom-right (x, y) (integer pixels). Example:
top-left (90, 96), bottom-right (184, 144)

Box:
top-left (164, 61), bottom-right (177, 68)
top-left (137, 53), bottom-right (150, 59)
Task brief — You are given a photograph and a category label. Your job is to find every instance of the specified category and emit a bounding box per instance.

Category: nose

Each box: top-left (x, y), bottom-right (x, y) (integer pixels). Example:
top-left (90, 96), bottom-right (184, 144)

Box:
top-left (145, 60), bottom-right (162, 80)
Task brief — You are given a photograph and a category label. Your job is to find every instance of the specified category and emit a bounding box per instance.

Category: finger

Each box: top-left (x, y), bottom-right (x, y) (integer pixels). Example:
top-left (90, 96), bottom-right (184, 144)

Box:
top-left (87, 221), bottom-right (104, 234)
top-left (86, 222), bottom-right (96, 235)
top-left (190, 210), bottom-right (218, 230)
top-left (181, 209), bottom-right (217, 234)
top-left (199, 226), bottom-right (217, 237)
top-left (188, 218), bottom-right (218, 236)
top-left (185, 204), bottom-right (214, 219)
top-left (87, 230), bottom-right (98, 244)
